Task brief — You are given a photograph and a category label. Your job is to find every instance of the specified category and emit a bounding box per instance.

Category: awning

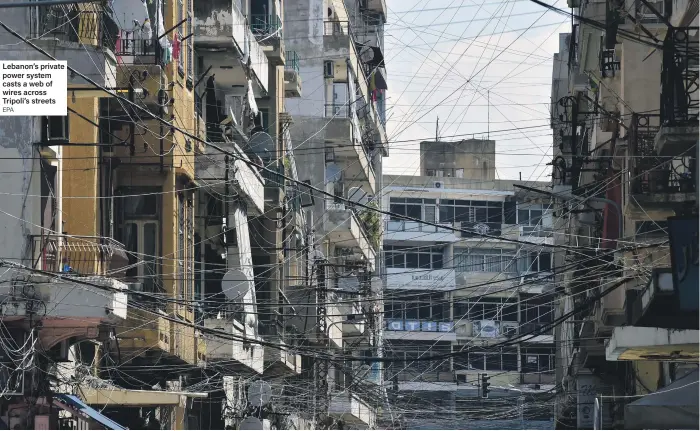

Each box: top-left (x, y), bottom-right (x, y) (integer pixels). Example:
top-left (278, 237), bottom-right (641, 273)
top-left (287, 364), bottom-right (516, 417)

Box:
top-left (53, 394), bottom-right (126, 430)
top-left (624, 370), bottom-right (699, 429)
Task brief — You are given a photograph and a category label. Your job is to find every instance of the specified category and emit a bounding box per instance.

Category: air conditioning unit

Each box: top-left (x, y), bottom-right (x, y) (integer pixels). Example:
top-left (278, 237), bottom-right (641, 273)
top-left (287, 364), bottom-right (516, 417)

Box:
top-left (502, 322), bottom-right (518, 337)
top-left (324, 60), bottom-right (334, 78)
top-left (127, 282), bottom-right (143, 292)
top-left (434, 181), bottom-right (444, 189)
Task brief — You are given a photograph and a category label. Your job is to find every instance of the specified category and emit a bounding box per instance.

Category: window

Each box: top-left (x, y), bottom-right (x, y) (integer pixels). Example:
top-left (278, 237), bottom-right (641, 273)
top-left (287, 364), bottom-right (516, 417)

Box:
top-left (518, 203), bottom-right (551, 227)
top-left (520, 295), bottom-right (555, 325)
top-left (454, 297), bottom-right (517, 321)
top-left (517, 251), bottom-right (552, 273)
top-left (385, 246), bottom-right (444, 269)
top-left (454, 248), bottom-right (517, 273)
top-left (521, 347), bottom-right (555, 372)
top-left (440, 199), bottom-right (503, 228)
top-left (385, 293), bottom-right (449, 322)
top-left (117, 188), bottom-right (161, 295)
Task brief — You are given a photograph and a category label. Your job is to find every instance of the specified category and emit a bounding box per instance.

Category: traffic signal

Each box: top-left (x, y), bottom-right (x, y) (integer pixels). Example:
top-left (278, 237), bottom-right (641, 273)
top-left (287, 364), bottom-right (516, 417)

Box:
top-left (481, 374), bottom-right (490, 398)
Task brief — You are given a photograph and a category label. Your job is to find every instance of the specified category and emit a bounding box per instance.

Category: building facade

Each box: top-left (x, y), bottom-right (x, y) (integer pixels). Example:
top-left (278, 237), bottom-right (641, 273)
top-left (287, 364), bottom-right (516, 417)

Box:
top-left (552, 1), bottom-right (698, 429)
top-left (381, 140), bottom-right (557, 426)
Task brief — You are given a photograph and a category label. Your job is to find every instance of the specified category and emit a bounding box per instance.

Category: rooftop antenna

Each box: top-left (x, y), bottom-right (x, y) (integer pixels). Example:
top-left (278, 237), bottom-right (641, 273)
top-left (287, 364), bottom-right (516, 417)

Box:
top-left (436, 116), bottom-right (439, 142)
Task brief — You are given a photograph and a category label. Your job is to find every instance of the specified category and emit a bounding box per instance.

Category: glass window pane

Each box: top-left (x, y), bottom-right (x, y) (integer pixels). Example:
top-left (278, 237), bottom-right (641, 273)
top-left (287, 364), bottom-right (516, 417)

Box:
top-left (518, 209), bottom-right (529, 225)
top-left (530, 210), bottom-right (543, 225)
top-left (405, 253), bottom-right (418, 268)
top-left (418, 253), bottom-right (431, 269)
top-left (454, 206), bottom-right (470, 222)
top-left (124, 223), bottom-right (138, 278)
top-left (485, 354), bottom-right (500, 370)
top-left (405, 204), bottom-right (421, 219)
top-left (144, 222), bottom-right (158, 292)
top-left (475, 208), bottom-right (488, 222)
top-left (439, 205), bottom-right (454, 223)
top-left (482, 303), bottom-right (498, 320)
top-left (390, 204), bottom-right (405, 217)
top-left (502, 304), bottom-right (518, 321)
top-left (487, 207), bottom-right (503, 223)
top-left (432, 253), bottom-right (443, 269)
top-left (469, 353), bottom-right (484, 370)
top-left (405, 303), bottom-right (418, 319)
top-left (418, 303), bottom-right (431, 319)
top-left (540, 252), bottom-right (552, 271)
top-left (503, 354), bottom-right (518, 371)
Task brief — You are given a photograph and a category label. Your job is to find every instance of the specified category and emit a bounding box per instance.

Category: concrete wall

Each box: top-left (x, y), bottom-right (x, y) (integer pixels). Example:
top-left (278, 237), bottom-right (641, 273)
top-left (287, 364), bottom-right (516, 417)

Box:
top-left (0, 3), bottom-right (53, 275)
top-left (419, 139), bottom-right (496, 180)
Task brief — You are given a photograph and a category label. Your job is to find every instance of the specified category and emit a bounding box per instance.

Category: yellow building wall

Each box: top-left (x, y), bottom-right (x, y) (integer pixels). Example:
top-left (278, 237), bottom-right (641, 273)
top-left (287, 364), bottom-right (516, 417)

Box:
top-left (109, 1), bottom-right (199, 365)
top-left (63, 97), bottom-right (99, 237)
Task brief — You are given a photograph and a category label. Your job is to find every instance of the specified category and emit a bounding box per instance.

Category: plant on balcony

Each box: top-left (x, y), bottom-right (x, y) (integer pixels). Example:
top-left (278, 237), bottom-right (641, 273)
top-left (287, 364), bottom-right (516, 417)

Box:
top-left (359, 201), bottom-right (381, 249)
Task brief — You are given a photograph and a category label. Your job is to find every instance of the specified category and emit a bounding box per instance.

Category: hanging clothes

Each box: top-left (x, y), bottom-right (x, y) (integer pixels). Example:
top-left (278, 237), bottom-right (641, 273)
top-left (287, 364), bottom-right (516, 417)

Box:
top-left (172, 34), bottom-right (181, 60)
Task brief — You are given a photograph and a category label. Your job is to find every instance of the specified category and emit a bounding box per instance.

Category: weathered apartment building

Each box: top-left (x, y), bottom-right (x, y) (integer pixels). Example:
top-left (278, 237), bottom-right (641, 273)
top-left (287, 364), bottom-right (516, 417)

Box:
top-left (551, 1), bottom-right (698, 429)
top-left (0, 0), bottom-right (386, 430)
top-left (380, 140), bottom-right (557, 428)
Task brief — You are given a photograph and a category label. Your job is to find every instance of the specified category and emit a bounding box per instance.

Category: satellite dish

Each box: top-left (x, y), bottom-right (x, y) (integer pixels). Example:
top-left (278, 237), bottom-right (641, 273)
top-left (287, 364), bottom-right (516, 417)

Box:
top-left (249, 132), bottom-right (274, 158)
top-left (239, 417), bottom-right (264, 430)
top-left (247, 380), bottom-right (272, 407)
top-left (221, 269), bottom-right (253, 301)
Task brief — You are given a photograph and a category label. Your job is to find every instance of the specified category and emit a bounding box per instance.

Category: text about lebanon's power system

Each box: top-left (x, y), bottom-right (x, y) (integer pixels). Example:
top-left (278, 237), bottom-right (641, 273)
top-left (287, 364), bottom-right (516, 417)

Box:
top-left (0, 61), bottom-right (67, 116)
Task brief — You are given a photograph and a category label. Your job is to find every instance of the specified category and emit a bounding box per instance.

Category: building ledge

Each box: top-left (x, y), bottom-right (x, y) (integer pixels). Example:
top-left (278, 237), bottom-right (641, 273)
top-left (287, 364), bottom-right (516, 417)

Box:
top-left (655, 124), bottom-right (699, 157)
top-left (605, 326), bottom-right (700, 361)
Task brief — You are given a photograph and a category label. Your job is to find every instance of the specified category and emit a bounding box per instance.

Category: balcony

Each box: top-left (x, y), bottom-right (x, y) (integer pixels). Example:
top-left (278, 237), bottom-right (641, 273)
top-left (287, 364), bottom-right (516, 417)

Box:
top-left (29, 234), bottom-right (128, 277)
top-left (30, 2), bottom-right (117, 89)
top-left (323, 202), bottom-right (376, 267)
top-left (338, 302), bottom-right (365, 336)
top-left (251, 14), bottom-right (284, 64)
top-left (606, 326), bottom-right (699, 361)
top-left (261, 161), bottom-right (286, 209)
top-left (196, 140), bottom-right (265, 216)
top-left (657, 27), bottom-right (699, 157)
top-left (263, 337), bottom-right (301, 377)
top-left (194, 1), bottom-right (269, 94)
top-left (628, 114), bottom-right (697, 216)
top-left (202, 312), bottom-right (264, 374)
top-left (284, 51), bottom-right (302, 97)
top-left (329, 392), bottom-right (376, 428)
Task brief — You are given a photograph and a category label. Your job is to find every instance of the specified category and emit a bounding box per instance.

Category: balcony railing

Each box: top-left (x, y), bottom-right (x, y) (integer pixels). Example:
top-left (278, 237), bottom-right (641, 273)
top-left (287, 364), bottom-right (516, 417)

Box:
top-left (31, 2), bottom-right (118, 51)
top-left (285, 50), bottom-right (300, 73)
top-left (250, 15), bottom-right (282, 40)
top-left (630, 113), bottom-right (697, 195)
top-left (30, 234), bottom-right (127, 277)
top-left (324, 20), bottom-right (351, 37)
top-left (660, 27), bottom-right (699, 127)
top-left (114, 31), bottom-right (162, 65)
top-left (325, 103), bottom-right (349, 118)
top-left (261, 162), bottom-right (285, 189)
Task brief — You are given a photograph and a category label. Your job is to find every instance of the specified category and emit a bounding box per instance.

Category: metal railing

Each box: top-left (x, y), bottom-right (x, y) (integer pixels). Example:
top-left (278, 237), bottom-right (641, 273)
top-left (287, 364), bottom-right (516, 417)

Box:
top-left (30, 234), bottom-right (127, 277)
top-left (114, 31), bottom-right (162, 64)
top-left (261, 162), bottom-right (285, 189)
top-left (285, 50), bottom-right (300, 73)
top-left (660, 27), bottom-right (699, 127)
top-left (630, 113), bottom-right (696, 194)
top-left (250, 15), bottom-right (282, 39)
top-left (31, 2), bottom-right (118, 51)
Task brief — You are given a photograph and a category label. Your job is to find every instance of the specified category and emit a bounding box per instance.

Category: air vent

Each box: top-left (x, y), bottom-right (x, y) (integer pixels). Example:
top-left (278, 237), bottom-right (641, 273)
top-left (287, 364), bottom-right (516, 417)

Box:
top-left (434, 181), bottom-right (444, 189)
